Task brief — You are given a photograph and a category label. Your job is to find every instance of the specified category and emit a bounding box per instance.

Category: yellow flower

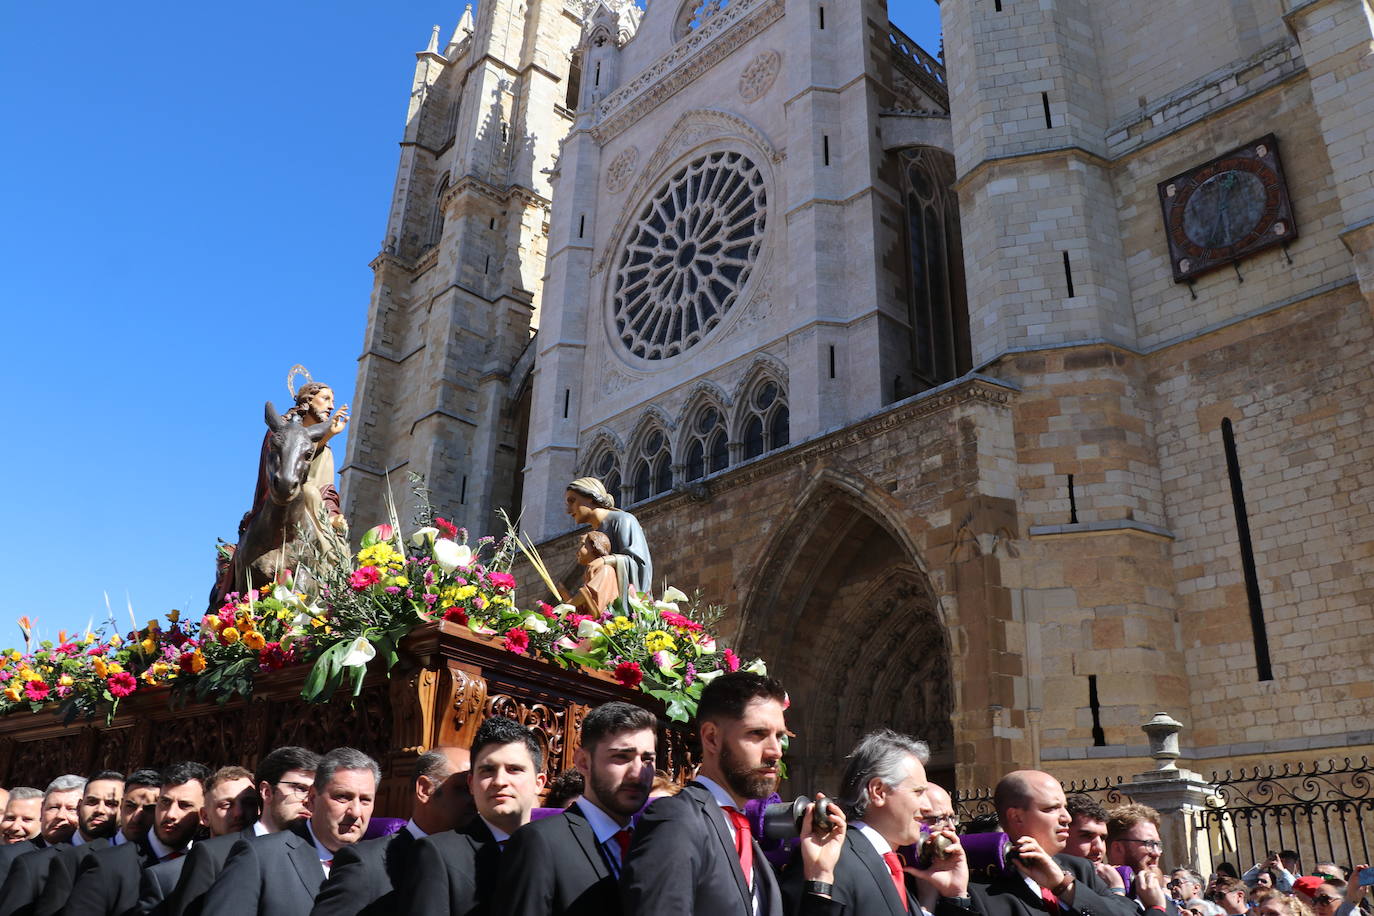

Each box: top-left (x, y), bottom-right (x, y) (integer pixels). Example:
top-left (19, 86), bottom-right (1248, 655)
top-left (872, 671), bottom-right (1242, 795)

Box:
top-left (357, 543), bottom-right (403, 570)
top-left (10, 650), bottom-right (22, 661)
top-left (441, 584), bottom-right (478, 603)
top-left (151, 662), bottom-right (170, 678)
top-left (58, 674), bottom-right (74, 687)
top-left (391, 576), bottom-right (409, 588)
top-left (140, 637), bottom-right (157, 655)
top-left (186, 652), bottom-right (207, 673)
top-left (109, 634), bottom-right (123, 647)
top-left (142, 670), bottom-right (158, 685)
top-left (644, 630), bottom-right (676, 653)
top-left (242, 631), bottom-right (266, 651)
top-left (221, 627), bottom-right (241, 645)
top-left (310, 617), bottom-right (326, 629)
top-left (606, 616), bottom-right (634, 635)
top-left (92, 657), bottom-right (109, 678)
top-left (4, 684), bottom-right (21, 702)
top-left (107, 662), bottom-right (124, 675)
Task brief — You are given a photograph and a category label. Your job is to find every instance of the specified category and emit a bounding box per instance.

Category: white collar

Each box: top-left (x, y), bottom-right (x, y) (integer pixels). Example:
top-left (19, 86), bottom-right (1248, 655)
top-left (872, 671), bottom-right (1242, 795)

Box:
top-left (693, 775), bottom-right (739, 811)
top-left (850, 821), bottom-right (894, 857)
top-left (404, 819), bottom-right (427, 841)
top-left (145, 827), bottom-right (190, 860)
top-left (480, 816), bottom-right (511, 844)
top-left (304, 821), bottom-right (333, 863)
top-left (577, 799), bottom-right (628, 845)
top-left (252, 820), bottom-right (271, 836)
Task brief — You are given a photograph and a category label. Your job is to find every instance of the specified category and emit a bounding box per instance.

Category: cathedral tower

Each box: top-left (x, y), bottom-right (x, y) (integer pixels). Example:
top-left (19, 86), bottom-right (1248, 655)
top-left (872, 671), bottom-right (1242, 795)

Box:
top-left (343, 2), bottom-right (609, 532)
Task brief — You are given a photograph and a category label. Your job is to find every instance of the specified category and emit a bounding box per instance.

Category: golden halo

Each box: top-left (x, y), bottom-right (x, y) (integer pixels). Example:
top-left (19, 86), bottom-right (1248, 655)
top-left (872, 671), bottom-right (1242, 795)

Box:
top-left (286, 365), bottom-right (313, 399)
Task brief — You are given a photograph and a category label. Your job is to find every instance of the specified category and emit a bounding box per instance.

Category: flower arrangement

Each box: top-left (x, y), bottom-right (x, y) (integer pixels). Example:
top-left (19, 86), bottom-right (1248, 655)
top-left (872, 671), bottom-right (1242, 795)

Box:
top-left (0, 481), bottom-right (767, 723)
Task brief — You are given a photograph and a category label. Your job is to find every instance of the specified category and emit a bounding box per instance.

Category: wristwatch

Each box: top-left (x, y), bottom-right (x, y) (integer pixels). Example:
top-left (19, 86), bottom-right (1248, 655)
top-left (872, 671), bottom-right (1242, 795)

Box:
top-left (804, 880), bottom-right (834, 897)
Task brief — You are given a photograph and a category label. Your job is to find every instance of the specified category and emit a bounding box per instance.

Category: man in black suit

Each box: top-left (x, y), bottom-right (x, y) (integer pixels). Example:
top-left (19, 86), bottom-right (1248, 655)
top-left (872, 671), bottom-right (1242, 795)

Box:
top-left (0, 772), bottom-right (110, 916)
top-left (166, 746), bottom-right (319, 916)
top-left (407, 717), bottom-right (548, 915)
top-left (948, 771), bottom-right (1144, 916)
top-left (140, 765), bottom-right (255, 914)
top-left (309, 745), bottom-right (472, 916)
top-left (203, 747), bottom-right (379, 916)
top-left (621, 671), bottom-right (790, 916)
top-left (31, 769), bottom-right (124, 916)
top-left (62, 762), bottom-right (208, 916)
top-left (494, 701), bottom-right (659, 916)
top-left (0, 787), bottom-right (45, 888)
top-left (782, 729), bottom-right (966, 916)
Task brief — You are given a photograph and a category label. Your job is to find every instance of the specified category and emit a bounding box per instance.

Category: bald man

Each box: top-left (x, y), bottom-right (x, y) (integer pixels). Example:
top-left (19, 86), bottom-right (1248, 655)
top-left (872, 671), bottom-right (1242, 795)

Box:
top-left (942, 771), bottom-right (1141, 916)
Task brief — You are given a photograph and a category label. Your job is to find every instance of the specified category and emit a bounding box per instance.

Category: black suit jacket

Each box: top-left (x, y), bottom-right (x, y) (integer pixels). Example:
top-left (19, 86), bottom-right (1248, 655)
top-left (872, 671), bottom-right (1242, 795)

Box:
top-left (308, 827), bottom-right (417, 916)
top-left (166, 828), bottom-right (256, 916)
top-left (621, 781), bottom-right (784, 916)
top-left (405, 817), bottom-right (499, 916)
top-left (0, 843), bottom-right (64, 916)
top-left (780, 831), bottom-right (915, 916)
top-left (202, 823), bottom-right (327, 916)
top-left (958, 854), bottom-right (1144, 916)
top-left (0, 841), bottom-right (40, 895)
top-left (34, 837), bottom-right (110, 916)
top-left (492, 803), bottom-right (622, 916)
top-left (61, 837), bottom-right (159, 916)
top-left (137, 855), bottom-right (187, 915)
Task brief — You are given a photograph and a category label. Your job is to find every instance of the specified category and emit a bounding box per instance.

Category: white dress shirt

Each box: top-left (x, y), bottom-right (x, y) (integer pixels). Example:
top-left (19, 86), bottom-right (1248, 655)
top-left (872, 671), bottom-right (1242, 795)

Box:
top-left (695, 775), bottom-right (762, 916)
top-left (304, 821), bottom-right (334, 877)
top-left (578, 798), bottom-right (630, 876)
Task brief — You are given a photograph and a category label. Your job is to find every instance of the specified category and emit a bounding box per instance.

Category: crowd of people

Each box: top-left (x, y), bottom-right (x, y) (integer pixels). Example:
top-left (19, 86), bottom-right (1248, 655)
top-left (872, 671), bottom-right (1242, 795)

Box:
top-left (0, 672), bottom-right (1369, 916)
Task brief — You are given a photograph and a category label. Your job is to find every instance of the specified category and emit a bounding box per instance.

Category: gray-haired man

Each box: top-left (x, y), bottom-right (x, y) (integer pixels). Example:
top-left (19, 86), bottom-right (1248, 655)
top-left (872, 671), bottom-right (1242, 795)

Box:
top-left (205, 748), bottom-right (380, 916)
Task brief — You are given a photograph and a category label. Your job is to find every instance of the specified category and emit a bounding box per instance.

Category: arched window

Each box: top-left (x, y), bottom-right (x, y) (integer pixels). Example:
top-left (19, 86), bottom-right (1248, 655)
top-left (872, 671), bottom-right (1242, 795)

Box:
top-left (677, 0), bottom-right (731, 39)
top-left (683, 404), bottom-right (730, 482)
top-left (900, 148), bottom-right (971, 392)
top-left (631, 428), bottom-right (672, 504)
top-left (565, 51), bottom-right (583, 110)
top-left (429, 175), bottom-right (450, 248)
top-left (739, 378), bottom-right (789, 461)
top-left (588, 448), bottom-right (622, 505)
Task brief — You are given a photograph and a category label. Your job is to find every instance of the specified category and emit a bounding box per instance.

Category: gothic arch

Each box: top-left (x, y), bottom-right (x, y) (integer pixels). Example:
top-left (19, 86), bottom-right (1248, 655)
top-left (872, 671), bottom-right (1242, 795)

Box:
top-left (738, 469), bottom-right (954, 792)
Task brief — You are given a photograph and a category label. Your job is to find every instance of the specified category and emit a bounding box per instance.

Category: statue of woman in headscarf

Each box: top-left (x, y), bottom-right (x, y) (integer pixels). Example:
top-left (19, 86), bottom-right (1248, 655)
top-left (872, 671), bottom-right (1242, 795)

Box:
top-left (563, 476), bottom-right (654, 596)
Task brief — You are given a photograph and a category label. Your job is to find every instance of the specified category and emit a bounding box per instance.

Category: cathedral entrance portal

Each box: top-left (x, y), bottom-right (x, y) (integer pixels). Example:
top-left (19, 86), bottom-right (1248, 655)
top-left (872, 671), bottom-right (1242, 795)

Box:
top-left (739, 477), bottom-right (955, 795)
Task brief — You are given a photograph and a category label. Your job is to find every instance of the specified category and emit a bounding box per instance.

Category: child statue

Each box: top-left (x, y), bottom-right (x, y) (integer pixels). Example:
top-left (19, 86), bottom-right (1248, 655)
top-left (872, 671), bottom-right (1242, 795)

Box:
top-left (563, 476), bottom-right (653, 595)
top-left (560, 531), bottom-right (620, 617)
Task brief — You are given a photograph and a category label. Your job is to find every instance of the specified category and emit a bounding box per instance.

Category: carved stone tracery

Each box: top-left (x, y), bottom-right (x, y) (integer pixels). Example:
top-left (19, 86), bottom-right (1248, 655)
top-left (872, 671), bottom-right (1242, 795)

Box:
top-left (738, 50), bottom-right (781, 102)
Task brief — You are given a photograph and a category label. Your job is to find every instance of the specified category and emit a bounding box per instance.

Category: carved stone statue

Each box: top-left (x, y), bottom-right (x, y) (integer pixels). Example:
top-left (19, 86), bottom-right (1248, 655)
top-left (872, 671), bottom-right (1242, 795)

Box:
top-left (209, 368), bottom-right (350, 609)
top-left (564, 477), bottom-right (653, 595)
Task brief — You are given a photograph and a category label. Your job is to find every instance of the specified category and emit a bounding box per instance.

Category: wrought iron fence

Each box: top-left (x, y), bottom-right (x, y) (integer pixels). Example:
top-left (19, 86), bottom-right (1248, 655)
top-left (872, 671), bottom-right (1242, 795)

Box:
top-left (1192, 756), bottom-right (1373, 872)
top-left (955, 775), bottom-right (1131, 822)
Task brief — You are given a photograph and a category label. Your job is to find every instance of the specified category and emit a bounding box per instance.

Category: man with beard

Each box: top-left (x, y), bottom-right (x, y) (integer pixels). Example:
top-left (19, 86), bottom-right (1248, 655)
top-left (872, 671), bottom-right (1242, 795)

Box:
top-left (941, 771), bottom-right (1142, 916)
top-left (622, 671), bottom-right (789, 916)
top-left (0, 771), bottom-right (122, 916)
top-left (1104, 804), bottom-right (1175, 916)
top-left (407, 717), bottom-right (546, 915)
top-left (204, 747), bottom-right (378, 916)
top-left (140, 766), bottom-right (255, 913)
top-left (168, 746), bottom-right (320, 916)
top-left (62, 762), bottom-right (208, 916)
top-left (310, 746), bottom-right (471, 916)
top-left (494, 701), bottom-right (659, 916)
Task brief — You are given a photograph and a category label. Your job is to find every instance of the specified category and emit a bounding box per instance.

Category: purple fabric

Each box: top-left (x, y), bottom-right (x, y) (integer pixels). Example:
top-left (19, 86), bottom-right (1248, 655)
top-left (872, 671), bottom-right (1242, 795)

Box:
top-left (531, 806), bottom-right (566, 821)
top-left (745, 794), bottom-right (797, 869)
top-left (362, 816), bottom-right (407, 840)
top-left (962, 831), bottom-right (1015, 877)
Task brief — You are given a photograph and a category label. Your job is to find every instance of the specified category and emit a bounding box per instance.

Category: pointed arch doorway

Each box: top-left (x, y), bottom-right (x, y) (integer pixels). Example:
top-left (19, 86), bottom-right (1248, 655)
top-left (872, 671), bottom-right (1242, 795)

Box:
top-left (739, 479), bottom-right (955, 794)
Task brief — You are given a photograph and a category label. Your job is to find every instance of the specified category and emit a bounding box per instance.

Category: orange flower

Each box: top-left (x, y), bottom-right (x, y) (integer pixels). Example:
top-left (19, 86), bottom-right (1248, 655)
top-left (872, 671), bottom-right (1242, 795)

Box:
top-left (221, 627), bottom-right (241, 645)
top-left (242, 630), bottom-right (266, 651)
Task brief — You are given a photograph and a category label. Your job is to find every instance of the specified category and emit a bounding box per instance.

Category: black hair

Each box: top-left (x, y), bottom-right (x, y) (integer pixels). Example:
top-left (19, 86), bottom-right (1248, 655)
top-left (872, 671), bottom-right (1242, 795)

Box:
top-left (124, 769), bottom-right (163, 791)
top-left (544, 770), bottom-right (585, 809)
top-left (254, 746), bottom-right (321, 788)
top-left (959, 812), bottom-right (1002, 835)
top-left (696, 672), bottom-right (787, 725)
top-left (1066, 794), bottom-right (1108, 823)
top-left (471, 716), bottom-right (543, 772)
top-left (581, 701), bottom-right (657, 753)
top-left (84, 770), bottom-right (125, 786)
top-left (161, 762), bottom-right (211, 789)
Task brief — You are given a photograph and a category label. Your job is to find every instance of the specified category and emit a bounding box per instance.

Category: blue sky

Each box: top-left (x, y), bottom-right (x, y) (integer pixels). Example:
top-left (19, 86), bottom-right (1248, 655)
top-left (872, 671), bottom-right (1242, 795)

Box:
top-left (0, 0), bottom-right (942, 646)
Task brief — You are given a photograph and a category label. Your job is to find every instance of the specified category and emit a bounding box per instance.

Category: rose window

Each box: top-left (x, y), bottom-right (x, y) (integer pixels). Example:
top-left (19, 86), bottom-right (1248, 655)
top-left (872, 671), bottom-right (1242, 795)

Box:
top-left (612, 150), bottom-right (767, 360)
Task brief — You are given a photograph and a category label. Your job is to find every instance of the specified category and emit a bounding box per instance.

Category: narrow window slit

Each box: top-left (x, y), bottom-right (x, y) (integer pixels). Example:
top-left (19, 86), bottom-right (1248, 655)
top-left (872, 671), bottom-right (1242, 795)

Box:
top-left (822, 135), bottom-right (830, 166)
top-left (460, 475), bottom-right (468, 505)
top-left (563, 389), bottom-right (570, 419)
top-left (1088, 675), bottom-right (1106, 746)
top-left (578, 214), bottom-right (585, 239)
top-left (829, 345), bottom-right (836, 379)
top-left (1223, 417), bottom-right (1273, 681)
top-left (1067, 473), bottom-right (1078, 524)
top-left (1062, 251), bottom-right (1075, 298)
top-left (1041, 92), bottom-right (1052, 128)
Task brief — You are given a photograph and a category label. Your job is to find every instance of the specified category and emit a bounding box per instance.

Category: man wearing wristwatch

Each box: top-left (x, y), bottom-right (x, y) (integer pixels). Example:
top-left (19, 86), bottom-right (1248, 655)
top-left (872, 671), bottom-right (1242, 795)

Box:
top-left (950, 771), bottom-right (1141, 916)
top-left (782, 729), bottom-right (968, 916)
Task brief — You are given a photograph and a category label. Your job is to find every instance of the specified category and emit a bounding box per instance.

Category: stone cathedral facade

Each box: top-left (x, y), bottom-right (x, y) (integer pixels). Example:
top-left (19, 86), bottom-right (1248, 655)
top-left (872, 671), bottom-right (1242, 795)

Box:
top-left (347, 0), bottom-right (1374, 796)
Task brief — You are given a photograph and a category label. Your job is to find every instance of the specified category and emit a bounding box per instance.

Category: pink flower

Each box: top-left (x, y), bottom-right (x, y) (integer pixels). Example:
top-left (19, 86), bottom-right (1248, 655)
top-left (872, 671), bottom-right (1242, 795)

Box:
top-left (660, 611), bottom-right (703, 631)
top-left (106, 672), bottom-right (137, 698)
top-left (537, 602), bottom-right (557, 619)
top-left (23, 680), bottom-right (49, 702)
top-left (435, 517), bottom-right (459, 540)
top-left (503, 628), bottom-right (530, 656)
top-left (723, 649), bottom-right (741, 672)
top-left (488, 572), bottom-right (517, 590)
top-left (613, 662), bottom-right (643, 688)
top-left (350, 566), bottom-right (381, 590)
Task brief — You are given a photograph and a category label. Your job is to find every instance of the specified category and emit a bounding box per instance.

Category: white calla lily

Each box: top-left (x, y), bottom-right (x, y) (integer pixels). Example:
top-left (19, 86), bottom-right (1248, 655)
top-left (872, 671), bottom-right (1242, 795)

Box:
top-left (694, 636), bottom-right (717, 655)
top-left (341, 637), bottom-right (376, 668)
top-left (696, 669), bottom-right (725, 684)
top-left (576, 619), bottom-right (605, 638)
top-left (654, 600), bottom-right (679, 614)
top-left (552, 603), bottom-right (577, 616)
top-left (410, 527), bottom-right (439, 547)
top-left (521, 614), bottom-right (550, 634)
top-left (272, 586), bottom-right (305, 609)
top-left (661, 586), bottom-right (689, 604)
top-left (432, 539), bottom-right (473, 572)
top-left (745, 658), bottom-right (768, 675)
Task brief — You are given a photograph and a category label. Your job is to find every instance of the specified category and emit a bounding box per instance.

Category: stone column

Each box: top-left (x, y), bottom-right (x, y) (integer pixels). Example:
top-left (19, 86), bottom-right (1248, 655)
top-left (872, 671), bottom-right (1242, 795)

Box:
top-left (1125, 712), bottom-right (1218, 873)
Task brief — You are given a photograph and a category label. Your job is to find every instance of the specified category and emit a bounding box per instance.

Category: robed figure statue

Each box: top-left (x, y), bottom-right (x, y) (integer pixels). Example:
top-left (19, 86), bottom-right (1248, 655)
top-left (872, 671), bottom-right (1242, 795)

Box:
top-left (208, 368), bottom-right (350, 610)
top-left (563, 477), bottom-right (653, 596)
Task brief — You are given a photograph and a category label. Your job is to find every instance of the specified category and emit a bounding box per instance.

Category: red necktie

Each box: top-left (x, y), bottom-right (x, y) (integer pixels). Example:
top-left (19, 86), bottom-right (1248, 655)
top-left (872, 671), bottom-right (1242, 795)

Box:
top-left (724, 806), bottom-right (754, 889)
top-left (161, 851), bottom-right (184, 862)
top-left (613, 828), bottom-right (632, 863)
top-left (1042, 888), bottom-right (1061, 912)
top-left (883, 851), bottom-right (909, 912)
